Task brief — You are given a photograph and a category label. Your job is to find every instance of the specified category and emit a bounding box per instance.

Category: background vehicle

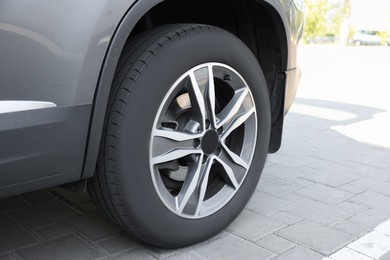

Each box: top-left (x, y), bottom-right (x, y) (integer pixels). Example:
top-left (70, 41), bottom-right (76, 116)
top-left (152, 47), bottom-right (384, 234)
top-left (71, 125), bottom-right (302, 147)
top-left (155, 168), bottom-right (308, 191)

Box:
top-left (352, 30), bottom-right (382, 46)
top-left (0, 0), bottom-right (304, 247)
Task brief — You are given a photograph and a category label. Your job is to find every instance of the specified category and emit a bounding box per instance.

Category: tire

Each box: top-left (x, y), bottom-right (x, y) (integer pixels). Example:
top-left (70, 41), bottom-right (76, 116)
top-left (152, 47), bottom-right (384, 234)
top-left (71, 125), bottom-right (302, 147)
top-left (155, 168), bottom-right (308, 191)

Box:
top-left (88, 24), bottom-right (271, 248)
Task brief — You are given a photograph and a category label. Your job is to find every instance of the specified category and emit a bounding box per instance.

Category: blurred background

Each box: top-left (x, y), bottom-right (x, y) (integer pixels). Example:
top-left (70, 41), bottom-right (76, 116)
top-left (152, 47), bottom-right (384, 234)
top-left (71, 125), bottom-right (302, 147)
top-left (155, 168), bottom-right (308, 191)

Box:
top-left (295, 0), bottom-right (390, 151)
top-left (304, 0), bottom-right (390, 46)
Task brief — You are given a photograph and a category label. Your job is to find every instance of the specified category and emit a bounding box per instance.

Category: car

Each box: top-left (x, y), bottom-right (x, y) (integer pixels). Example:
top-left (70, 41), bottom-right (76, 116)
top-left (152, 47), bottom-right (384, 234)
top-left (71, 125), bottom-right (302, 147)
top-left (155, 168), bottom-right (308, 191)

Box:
top-left (352, 30), bottom-right (382, 46)
top-left (0, 0), bottom-right (304, 248)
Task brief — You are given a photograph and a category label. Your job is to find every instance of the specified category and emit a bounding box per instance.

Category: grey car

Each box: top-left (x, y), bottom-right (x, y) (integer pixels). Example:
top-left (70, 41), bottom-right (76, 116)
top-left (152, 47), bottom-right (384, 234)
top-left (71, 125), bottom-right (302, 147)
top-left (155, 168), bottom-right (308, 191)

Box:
top-left (353, 30), bottom-right (382, 46)
top-left (0, 0), bottom-right (304, 247)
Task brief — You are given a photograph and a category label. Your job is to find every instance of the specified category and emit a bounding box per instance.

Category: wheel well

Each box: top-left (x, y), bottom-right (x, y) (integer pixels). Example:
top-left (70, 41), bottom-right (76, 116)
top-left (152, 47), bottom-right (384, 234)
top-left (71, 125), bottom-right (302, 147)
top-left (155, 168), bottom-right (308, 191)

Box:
top-left (129, 0), bottom-right (288, 152)
top-left (130, 0), bottom-right (287, 91)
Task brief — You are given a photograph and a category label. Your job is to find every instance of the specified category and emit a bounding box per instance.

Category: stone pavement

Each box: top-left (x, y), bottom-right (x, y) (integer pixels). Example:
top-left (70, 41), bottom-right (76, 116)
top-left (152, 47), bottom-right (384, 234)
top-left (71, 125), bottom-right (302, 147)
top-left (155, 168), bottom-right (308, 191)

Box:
top-left (1, 45), bottom-right (390, 259)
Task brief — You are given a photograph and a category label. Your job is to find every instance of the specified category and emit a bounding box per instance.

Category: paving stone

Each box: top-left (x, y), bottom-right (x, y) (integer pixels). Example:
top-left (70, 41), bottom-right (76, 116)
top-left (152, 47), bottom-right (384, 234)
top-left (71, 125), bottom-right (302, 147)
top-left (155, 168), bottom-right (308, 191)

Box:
top-left (300, 170), bottom-right (354, 188)
top-left (33, 223), bottom-right (72, 240)
top-left (350, 191), bottom-right (390, 213)
top-left (345, 161), bottom-right (390, 181)
top-left (73, 201), bottom-right (99, 214)
top-left (66, 213), bottom-right (121, 242)
top-left (0, 222), bottom-right (36, 254)
top-left (0, 255), bottom-right (12, 260)
top-left (330, 247), bottom-right (373, 260)
top-left (352, 150), bottom-right (390, 170)
top-left (262, 163), bottom-right (306, 180)
top-left (50, 189), bottom-right (92, 204)
top-left (194, 234), bottom-right (276, 260)
top-left (97, 235), bottom-right (137, 255)
top-left (271, 211), bottom-right (303, 225)
top-left (191, 230), bottom-right (230, 250)
top-left (258, 174), bottom-right (284, 186)
top-left (350, 178), bottom-right (390, 197)
top-left (51, 189), bottom-right (98, 214)
top-left (259, 180), bottom-right (302, 196)
top-left (349, 209), bottom-right (390, 229)
top-left (301, 157), bottom-right (353, 175)
top-left (336, 201), bottom-right (369, 216)
top-left (0, 196), bottom-right (27, 212)
top-left (20, 190), bottom-right (55, 205)
top-left (276, 220), bottom-right (355, 255)
top-left (109, 248), bottom-right (155, 260)
top-left (0, 213), bottom-right (12, 225)
top-left (227, 210), bottom-right (286, 241)
top-left (333, 221), bottom-right (371, 237)
top-left (277, 192), bottom-right (308, 204)
top-left (164, 252), bottom-right (204, 260)
top-left (246, 192), bottom-right (292, 216)
top-left (289, 178), bottom-right (314, 187)
top-left (307, 146), bottom-right (355, 166)
top-left (286, 200), bottom-right (355, 226)
top-left (267, 153), bottom-right (308, 169)
top-left (272, 246), bottom-right (324, 260)
top-left (255, 235), bottom-right (296, 254)
top-left (17, 235), bottom-right (103, 260)
top-left (339, 183), bottom-right (367, 194)
top-left (10, 201), bottom-right (80, 228)
top-left (146, 246), bottom-right (190, 259)
top-left (295, 183), bottom-right (355, 205)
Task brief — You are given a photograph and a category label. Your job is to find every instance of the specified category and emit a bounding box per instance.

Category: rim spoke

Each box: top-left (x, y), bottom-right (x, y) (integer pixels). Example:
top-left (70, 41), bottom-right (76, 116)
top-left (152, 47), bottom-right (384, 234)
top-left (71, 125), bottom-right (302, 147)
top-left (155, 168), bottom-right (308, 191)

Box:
top-left (214, 156), bottom-right (239, 190)
top-left (177, 155), bottom-right (214, 215)
top-left (176, 154), bottom-right (204, 212)
top-left (152, 148), bottom-right (201, 165)
top-left (188, 71), bottom-right (207, 132)
top-left (216, 88), bottom-right (249, 129)
top-left (221, 107), bottom-right (255, 140)
top-left (154, 129), bottom-right (203, 142)
top-left (206, 65), bottom-right (217, 128)
top-left (151, 129), bottom-right (202, 165)
top-left (221, 142), bottom-right (249, 170)
top-left (194, 156), bottom-right (214, 215)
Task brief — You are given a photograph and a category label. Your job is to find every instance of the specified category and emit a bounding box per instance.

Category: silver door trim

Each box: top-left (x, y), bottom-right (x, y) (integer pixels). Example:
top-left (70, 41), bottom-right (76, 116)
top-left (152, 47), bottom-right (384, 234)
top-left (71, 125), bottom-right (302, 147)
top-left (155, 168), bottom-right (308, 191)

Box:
top-left (0, 101), bottom-right (57, 114)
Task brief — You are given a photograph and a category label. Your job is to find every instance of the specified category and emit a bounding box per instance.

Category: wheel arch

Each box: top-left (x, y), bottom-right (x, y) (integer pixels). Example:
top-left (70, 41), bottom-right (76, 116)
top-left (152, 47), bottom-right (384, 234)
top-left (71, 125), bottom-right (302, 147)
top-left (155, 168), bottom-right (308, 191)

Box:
top-left (81, 0), bottom-right (290, 179)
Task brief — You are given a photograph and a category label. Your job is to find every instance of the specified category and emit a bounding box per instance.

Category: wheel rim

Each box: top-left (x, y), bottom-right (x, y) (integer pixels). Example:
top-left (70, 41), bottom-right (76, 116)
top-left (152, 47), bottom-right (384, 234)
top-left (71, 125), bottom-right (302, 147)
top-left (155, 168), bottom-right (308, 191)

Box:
top-left (149, 62), bottom-right (257, 219)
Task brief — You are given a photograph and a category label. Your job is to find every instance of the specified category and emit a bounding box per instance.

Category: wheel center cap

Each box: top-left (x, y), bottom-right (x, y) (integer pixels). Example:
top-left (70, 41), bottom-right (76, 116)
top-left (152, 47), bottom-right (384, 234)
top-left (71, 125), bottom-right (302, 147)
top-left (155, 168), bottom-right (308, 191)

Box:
top-left (201, 130), bottom-right (219, 155)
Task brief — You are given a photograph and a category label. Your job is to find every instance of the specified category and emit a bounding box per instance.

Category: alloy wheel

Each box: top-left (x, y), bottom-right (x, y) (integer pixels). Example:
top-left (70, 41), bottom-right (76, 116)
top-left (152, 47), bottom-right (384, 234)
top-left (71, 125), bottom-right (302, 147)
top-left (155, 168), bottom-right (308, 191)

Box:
top-left (150, 62), bottom-right (258, 219)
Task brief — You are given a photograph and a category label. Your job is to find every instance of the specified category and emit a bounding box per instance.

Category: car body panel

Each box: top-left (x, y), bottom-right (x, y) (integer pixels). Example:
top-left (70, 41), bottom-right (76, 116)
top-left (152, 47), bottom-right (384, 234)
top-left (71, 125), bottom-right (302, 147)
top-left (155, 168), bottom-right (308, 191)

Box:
top-left (0, 0), bottom-right (135, 196)
top-left (0, 0), bottom-right (136, 106)
top-left (0, 105), bottom-right (90, 197)
top-left (0, 0), bottom-right (304, 196)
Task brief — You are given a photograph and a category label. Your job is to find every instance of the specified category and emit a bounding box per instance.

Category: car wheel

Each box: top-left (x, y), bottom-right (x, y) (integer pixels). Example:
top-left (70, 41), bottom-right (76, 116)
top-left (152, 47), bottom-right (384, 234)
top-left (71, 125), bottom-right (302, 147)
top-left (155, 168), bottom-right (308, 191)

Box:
top-left (88, 24), bottom-right (271, 248)
top-left (354, 40), bottom-right (362, 46)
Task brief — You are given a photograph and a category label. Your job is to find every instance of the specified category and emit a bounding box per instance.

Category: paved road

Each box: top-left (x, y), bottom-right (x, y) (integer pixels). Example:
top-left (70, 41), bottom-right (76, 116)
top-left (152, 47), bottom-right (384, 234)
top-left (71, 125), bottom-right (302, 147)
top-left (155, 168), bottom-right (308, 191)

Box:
top-left (1, 45), bottom-right (390, 260)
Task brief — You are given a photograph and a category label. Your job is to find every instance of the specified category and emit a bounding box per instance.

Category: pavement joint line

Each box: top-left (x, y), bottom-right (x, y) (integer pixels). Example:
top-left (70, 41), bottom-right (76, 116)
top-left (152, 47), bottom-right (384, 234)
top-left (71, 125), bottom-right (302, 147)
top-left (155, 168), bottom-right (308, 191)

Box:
top-left (350, 159), bottom-right (388, 171)
top-left (17, 195), bottom-right (32, 207)
top-left (5, 211), bottom-right (42, 242)
top-left (55, 196), bottom-right (87, 216)
top-left (73, 232), bottom-right (109, 256)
